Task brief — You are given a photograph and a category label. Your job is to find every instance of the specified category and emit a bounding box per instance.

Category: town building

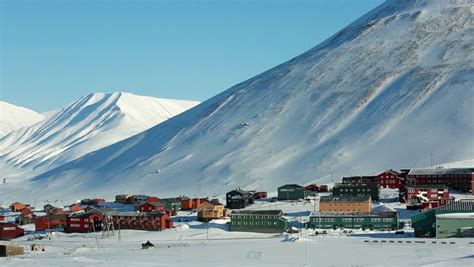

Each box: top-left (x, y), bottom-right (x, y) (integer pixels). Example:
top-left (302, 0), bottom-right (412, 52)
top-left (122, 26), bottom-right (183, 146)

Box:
top-left (80, 199), bottom-right (106, 205)
top-left (407, 168), bottom-right (474, 193)
top-left (277, 184), bottom-right (309, 201)
top-left (230, 210), bottom-right (288, 233)
top-left (319, 196), bottom-right (372, 213)
top-left (252, 192), bottom-right (268, 199)
top-left (405, 184), bottom-right (450, 207)
top-left (9, 202), bottom-right (28, 212)
top-left (111, 211), bottom-right (173, 231)
top-left (332, 182), bottom-right (380, 201)
top-left (136, 202), bottom-right (166, 213)
top-left (197, 201), bottom-right (228, 222)
top-left (65, 211), bottom-right (103, 233)
top-left (159, 198), bottom-right (181, 213)
top-left (15, 214), bottom-right (34, 225)
top-left (226, 189), bottom-right (254, 209)
top-left (69, 204), bottom-right (84, 213)
top-left (35, 214), bottom-right (67, 231)
top-left (436, 213), bottom-right (474, 238)
top-left (179, 197), bottom-right (193, 210)
top-left (115, 194), bottom-right (133, 204)
top-left (307, 212), bottom-right (399, 230)
top-left (411, 199), bottom-right (474, 237)
top-left (0, 223), bottom-right (24, 240)
top-left (378, 170), bottom-right (404, 189)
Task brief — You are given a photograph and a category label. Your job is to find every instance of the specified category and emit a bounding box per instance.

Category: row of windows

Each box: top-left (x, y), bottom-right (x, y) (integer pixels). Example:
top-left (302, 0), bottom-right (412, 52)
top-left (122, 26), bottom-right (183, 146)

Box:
top-left (327, 203), bottom-right (365, 206)
top-left (312, 217), bottom-right (394, 223)
top-left (381, 180), bottom-right (399, 184)
top-left (337, 188), bottom-right (369, 192)
top-left (69, 223), bottom-right (88, 228)
top-left (232, 215), bottom-right (278, 220)
top-left (232, 221), bottom-right (278, 226)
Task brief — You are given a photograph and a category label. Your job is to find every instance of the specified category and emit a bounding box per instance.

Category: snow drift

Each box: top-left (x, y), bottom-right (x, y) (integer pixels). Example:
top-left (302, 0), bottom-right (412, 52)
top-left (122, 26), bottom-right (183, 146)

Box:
top-left (4, 0), bottom-right (474, 201)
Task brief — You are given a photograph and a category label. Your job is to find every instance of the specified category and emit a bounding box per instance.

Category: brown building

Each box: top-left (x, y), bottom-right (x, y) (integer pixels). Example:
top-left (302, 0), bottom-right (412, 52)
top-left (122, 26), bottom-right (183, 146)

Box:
top-left (197, 201), bottom-right (228, 222)
top-left (319, 195), bottom-right (372, 213)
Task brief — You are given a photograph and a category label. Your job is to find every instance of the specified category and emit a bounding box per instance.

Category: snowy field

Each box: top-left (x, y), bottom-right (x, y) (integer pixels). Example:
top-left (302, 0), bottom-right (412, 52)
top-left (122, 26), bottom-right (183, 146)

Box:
top-left (1, 198), bottom-right (473, 266)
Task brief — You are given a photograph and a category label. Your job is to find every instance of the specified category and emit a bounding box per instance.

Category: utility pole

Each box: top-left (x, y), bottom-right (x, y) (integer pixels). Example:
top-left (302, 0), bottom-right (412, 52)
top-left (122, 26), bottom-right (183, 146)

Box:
top-left (430, 153), bottom-right (435, 167)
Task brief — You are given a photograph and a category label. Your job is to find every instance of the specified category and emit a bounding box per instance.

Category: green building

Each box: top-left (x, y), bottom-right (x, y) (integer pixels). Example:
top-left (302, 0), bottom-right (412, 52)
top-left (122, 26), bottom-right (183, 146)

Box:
top-left (277, 184), bottom-right (310, 201)
top-left (436, 213), bottom-right (474, 238)
top-left (412, 200), bottom-right (474, 238)
top-left (332, 182), bottom-right (380, 201)
top-left (159, 198), bottom-right (181, 212)
top-left (230, 210), bottom-right (288, 233)
top-left (307, 212), bottom-right (399, 230)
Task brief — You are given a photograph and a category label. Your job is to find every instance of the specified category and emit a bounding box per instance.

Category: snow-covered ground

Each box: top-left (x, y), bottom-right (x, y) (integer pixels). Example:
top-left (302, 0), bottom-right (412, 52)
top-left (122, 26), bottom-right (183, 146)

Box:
top-left (1, 199), bottom-right (473, 266)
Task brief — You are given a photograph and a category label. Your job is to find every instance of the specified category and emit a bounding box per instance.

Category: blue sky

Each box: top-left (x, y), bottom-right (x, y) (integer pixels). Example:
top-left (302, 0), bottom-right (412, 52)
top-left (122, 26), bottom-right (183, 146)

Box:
top-left (0, 0), bottom-right (383, 112)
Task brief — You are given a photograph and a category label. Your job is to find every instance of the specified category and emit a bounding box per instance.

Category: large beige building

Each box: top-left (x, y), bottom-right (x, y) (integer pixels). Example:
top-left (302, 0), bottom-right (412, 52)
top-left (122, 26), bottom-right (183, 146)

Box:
top-left (319, 195), bottom-right (372, 213)
top-left (197, 201), bottom-right (228, 222)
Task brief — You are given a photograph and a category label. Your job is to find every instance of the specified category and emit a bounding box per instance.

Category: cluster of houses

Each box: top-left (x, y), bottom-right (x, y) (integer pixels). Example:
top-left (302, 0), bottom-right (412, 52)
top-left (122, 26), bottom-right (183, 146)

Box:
top-left (0, 167), bottom-right (472, 241)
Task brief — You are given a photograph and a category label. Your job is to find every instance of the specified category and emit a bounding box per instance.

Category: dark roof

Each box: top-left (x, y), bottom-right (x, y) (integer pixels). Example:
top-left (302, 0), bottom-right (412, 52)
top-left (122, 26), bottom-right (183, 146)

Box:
top-left (435, 200), bottom-right (474, 212)
top-left (311, 212), bottom-right (398, 218)
top-left (278, 184), bottom-right (304, 189)
top-left (111, 211), bottom-right (166, 217)
top-left (320, 195), bottom-right (371, 202)
top-left (405, 184), bottom-right (449, 189)
top-left (409, 168), bottom-right (474, 175)
top-left (231, 210), bottom-right (282, 215)
top-left (227, 189), bottom-right (252, 196)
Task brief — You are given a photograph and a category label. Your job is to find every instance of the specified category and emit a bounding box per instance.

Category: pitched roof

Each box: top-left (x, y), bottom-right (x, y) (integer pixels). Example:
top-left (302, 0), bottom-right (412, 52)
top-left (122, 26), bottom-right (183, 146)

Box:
top-left (231, 210), bottom-right (282, 215)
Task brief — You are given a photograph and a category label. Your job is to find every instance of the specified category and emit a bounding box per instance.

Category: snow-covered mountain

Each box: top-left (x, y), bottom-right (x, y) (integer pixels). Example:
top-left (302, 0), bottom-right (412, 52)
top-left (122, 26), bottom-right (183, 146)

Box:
top-left (0, 92), bottom-right (199, 170)
top-left (3, 0), bottom-right (474, 201)
top-left (0, 101), bottom-right (44, 137)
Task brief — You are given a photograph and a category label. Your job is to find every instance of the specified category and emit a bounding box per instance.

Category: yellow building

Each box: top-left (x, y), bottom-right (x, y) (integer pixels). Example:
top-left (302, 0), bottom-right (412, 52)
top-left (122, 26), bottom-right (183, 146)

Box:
top-left (197, 201), bottom-right (228, 222)
top-left (319, 195), bottom-right (372, 213)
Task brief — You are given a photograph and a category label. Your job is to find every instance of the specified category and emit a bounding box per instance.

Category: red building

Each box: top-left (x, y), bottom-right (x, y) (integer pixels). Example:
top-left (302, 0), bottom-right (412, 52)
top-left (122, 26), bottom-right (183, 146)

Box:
top-left (65, 212), bottom-right (103, 233)
top-left (111, 212), bottom-right (173, 231)
top-left (35, 214), bottom-right (67, 231)
top-left (192, 198), bottom-right (208, 209)
top-left (136, 202), bottom-right (166, 213)
top-left (179, 197), bottom-right (193, 210)
top-left (405, 184), bottom-right (450, 207)
top-left (0, 222), bottom-right (24, 240)
top-left (407, 168), bottom-right (474, 193)
top-left (421, 198), bottom-right (455, 211)
top-left (20, 208), bottom-right (33, 216)
top-left (69, 204), bottom-right (83, 212)
top-left (253, 192), bottom-right (268, 199)
top-left (378, 170), bottom-right (404, 189)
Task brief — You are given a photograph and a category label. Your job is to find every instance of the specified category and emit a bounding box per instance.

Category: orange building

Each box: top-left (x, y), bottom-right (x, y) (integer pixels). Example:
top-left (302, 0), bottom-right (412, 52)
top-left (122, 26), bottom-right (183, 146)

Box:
top-left (10, 202), bottom-right (28, 212)
top-left (319, 196), bottom-right (372, 213)
top-left (197, 201), bottom-right (228, 222)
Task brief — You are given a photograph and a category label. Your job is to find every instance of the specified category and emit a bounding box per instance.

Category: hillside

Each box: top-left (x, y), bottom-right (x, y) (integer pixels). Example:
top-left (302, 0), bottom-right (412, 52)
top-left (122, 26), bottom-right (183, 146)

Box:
top-left (0, 92), bottom-right (199, 171)
top-left (2, 0), bottom-right (473, 202)
top-left (0, 101), bottom-right (44, 137)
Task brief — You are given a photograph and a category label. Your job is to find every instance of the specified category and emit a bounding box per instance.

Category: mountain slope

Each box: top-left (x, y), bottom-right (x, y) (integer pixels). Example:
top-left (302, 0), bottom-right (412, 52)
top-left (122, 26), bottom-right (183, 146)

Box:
top-left (0, 101), bottom-right (44, 137)
top-left (6, 0), bottom-right (474, 201)
top-left (0, 92), bottom-right (199, 170)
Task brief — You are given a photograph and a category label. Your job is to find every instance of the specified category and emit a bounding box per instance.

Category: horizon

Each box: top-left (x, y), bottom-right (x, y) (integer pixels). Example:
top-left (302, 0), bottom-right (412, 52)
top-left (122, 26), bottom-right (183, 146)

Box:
top-left (0, 0), bottom-right (384, 112)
